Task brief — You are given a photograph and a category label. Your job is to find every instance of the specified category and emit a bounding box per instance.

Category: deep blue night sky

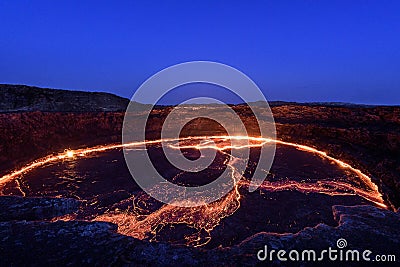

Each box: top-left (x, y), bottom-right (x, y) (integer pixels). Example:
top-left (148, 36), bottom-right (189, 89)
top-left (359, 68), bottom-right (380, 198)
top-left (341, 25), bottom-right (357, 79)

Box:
top-left (0, 1), bottom-right (399, 104)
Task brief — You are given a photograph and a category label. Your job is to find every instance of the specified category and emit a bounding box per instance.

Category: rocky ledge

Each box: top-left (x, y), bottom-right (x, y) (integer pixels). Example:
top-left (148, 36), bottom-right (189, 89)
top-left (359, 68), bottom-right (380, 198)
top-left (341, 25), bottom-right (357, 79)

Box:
top-left (0, 196), bottom-right (80, 221)
top-left (0, 196), bottom-right (398, 266)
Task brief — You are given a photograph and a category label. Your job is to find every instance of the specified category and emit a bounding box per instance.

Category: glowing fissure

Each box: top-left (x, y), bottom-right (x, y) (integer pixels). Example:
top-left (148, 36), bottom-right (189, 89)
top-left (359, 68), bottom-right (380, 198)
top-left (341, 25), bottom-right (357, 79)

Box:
top-left (95, 154), bottom-right (243, 247)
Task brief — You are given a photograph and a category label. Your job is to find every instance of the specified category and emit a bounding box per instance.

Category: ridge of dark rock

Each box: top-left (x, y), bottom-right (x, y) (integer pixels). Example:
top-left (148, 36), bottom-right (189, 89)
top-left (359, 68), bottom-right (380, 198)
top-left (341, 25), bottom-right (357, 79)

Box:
top-left (0, 84), bottom-right (129, 112)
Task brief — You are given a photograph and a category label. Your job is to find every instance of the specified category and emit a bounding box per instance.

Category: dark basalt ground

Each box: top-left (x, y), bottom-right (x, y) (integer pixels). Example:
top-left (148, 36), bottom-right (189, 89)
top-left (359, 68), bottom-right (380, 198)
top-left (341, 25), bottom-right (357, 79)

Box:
top-left (0, 196), bottom-right (79, 221)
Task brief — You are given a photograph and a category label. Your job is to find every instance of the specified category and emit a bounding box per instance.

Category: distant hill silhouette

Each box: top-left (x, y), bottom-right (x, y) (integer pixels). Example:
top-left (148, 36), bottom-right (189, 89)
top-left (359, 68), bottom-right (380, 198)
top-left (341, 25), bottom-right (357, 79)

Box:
top-left (0, 84), bottom-right (129, 112)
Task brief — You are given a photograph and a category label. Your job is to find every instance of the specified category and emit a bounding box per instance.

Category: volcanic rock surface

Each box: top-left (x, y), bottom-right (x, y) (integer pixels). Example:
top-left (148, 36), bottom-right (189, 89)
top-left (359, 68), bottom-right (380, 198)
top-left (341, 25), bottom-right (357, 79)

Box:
top-left (0, 85), bottom-right (399, 265)
top-left (0, 195), bottom-right (79, 221)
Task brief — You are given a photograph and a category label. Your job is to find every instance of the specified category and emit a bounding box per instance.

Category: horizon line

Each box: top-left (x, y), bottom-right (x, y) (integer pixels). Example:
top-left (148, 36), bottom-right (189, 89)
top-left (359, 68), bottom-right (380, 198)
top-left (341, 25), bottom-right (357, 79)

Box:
top-left (1, 83), bottom-right (399, 107)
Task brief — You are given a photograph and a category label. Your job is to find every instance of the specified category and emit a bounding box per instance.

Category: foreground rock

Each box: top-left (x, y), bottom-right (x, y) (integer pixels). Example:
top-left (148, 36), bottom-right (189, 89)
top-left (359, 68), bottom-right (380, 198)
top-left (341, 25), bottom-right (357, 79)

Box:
top-left (0, 196), bottom-right (80, 221)
top-left (0, 219), bottom-right (204, 266)
top-left (228, 205), bottom-right (400, 266)
top-left (0, 202), bottom-right (398, 266)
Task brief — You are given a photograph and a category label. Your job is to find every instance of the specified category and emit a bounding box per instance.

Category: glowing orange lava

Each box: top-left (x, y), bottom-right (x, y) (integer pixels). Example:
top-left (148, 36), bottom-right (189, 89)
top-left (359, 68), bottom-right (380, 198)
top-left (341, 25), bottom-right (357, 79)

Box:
top-left (66, 150), bottom-right (74, 158)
